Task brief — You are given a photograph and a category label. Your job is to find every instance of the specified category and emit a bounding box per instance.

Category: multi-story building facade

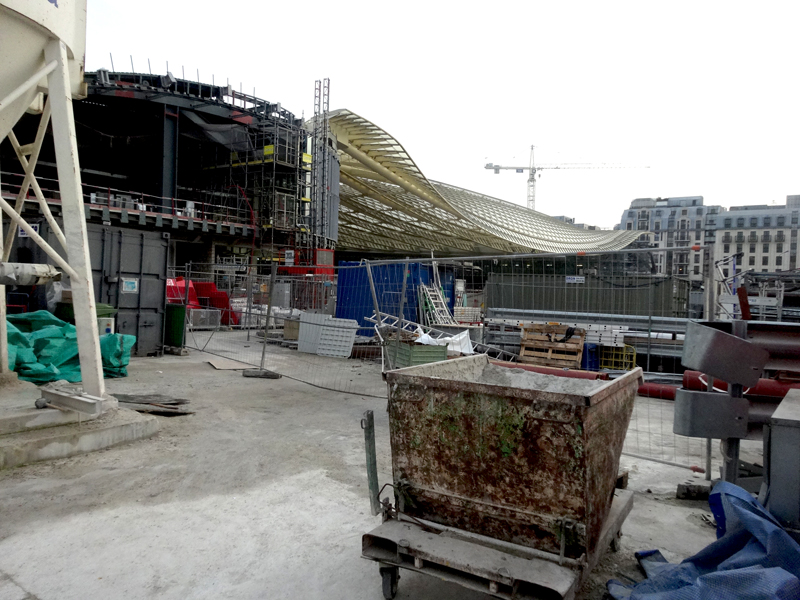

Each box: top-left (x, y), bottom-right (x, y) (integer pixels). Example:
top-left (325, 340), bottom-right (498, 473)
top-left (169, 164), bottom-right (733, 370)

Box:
top-left (615, 196), bottom-right (721, 283)
top-left (615, 195), bottom-right (800, 282)
top-left (711, 196), bottom-right (800, 278)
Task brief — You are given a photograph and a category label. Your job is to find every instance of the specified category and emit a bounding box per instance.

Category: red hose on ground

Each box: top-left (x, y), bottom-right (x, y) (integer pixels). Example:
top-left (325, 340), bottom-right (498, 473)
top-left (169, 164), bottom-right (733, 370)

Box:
top-left (683, 370), bottom-right (800, 397)
top-left (637, 382), bottom-right (678, 400)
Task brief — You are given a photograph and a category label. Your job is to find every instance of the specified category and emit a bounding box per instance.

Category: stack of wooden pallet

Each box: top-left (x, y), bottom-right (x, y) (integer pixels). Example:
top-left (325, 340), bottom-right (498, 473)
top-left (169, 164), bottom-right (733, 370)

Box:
top-left (519, 323), bottom-right (586, 368)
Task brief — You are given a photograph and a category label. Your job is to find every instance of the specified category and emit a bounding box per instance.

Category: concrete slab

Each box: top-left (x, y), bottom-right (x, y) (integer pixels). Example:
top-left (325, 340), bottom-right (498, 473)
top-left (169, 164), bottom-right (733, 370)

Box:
top-left (0, 408), bottom-right (158, 470)
top-left (0, 351), bottom-right (719, 600)
top-left (0, 406), bottom-right (98, 436)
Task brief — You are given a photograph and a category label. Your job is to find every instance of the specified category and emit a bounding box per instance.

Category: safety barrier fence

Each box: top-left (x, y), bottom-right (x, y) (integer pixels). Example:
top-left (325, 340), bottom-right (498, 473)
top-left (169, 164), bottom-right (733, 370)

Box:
top-left (168, 249), bottom-right (759, 473)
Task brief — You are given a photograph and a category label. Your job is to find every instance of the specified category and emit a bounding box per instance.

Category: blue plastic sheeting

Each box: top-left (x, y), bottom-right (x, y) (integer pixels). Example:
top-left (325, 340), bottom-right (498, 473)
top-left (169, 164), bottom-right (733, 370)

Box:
top-left (337, 262), bottom-right (456, 336)
top-left (608, 482), bottom-right (800, 600)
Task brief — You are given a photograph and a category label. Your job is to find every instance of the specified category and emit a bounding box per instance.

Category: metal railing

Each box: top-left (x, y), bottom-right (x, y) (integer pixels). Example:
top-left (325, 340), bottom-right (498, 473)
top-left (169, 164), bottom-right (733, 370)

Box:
top-left (0, 170), bottom-right (256, 227)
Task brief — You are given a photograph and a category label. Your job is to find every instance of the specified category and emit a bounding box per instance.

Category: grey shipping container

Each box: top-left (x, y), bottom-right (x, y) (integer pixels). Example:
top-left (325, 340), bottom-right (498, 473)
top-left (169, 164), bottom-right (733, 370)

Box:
top-left (11, 221), bottom-right (168, 357)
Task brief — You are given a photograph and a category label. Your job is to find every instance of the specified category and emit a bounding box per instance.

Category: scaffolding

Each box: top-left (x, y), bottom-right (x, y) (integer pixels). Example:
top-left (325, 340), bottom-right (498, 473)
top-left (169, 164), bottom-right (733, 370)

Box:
top-left (199, 94), bottom-right (308, 268)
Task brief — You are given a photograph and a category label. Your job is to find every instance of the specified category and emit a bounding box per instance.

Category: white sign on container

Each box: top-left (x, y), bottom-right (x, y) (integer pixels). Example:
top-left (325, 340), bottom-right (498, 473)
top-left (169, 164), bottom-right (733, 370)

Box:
top-left (18, 223), bottom-right (39, 237)
top-left (565, 276), bottom-right (586, 284)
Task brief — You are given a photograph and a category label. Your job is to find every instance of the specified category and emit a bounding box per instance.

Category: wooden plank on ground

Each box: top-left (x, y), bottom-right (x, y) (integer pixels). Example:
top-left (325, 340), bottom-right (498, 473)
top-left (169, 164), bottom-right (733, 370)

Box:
top-left (207, 358), bottom-right (253, 370)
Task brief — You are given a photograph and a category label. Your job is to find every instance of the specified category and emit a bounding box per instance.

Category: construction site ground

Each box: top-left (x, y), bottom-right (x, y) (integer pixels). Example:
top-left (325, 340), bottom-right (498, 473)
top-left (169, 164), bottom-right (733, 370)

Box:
top-left (0, 351), bottom-right (721, 600)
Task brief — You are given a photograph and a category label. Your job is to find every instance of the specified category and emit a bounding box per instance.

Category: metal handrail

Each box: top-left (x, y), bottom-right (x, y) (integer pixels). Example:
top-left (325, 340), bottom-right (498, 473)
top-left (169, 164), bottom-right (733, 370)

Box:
top-left (0, 170), bottom-right (257, 227)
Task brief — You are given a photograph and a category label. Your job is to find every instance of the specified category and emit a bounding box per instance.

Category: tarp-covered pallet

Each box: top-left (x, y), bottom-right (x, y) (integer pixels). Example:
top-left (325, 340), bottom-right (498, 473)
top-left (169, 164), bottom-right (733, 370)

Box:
top-left (6, 311), bottom-right (135, 382)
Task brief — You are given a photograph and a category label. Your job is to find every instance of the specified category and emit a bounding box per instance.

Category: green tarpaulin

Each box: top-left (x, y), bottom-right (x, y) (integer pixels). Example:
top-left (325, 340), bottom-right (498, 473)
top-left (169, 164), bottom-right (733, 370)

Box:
top-left (5, 311), bottom-right (136, 383)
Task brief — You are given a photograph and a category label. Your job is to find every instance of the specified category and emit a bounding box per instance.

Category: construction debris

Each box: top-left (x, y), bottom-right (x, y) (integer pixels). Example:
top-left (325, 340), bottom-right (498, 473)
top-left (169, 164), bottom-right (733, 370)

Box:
top-left (114, 394), bottom-right (193, 416)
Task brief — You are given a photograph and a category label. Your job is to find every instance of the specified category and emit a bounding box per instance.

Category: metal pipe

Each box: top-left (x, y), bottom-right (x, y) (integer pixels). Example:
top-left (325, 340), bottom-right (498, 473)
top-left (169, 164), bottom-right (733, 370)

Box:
top-left (393, 258), bottom-right (410, 370)
top-left (0, 263), bottom-right (61, 285)
top-left (0, 195), bottom-right (79, 280)
top-left (0, 170), bottom-right (7, 374)
top-left (361, 410), bottom-right (381, 516)
top-left (0, 60), bottom-right (57, 113)
top-left (621, 451), bottom-right (704, 472)
top-left (258, 261), bottom-right (278, 371)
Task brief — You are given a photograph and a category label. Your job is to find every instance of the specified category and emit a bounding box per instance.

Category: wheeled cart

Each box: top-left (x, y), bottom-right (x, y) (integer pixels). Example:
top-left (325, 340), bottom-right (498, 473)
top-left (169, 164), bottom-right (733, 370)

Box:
top-left (363, 489), bottom-right (633, 600)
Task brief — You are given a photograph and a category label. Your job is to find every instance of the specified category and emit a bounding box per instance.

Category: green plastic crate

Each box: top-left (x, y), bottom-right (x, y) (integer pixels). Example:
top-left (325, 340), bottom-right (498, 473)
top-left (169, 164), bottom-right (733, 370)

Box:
top-left (385, 341), bottom-right (447, 368)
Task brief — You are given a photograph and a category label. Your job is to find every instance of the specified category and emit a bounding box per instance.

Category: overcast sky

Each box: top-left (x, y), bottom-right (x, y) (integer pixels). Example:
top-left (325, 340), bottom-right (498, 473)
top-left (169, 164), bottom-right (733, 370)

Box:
top-left (86, 1), bottom-right (800, 229)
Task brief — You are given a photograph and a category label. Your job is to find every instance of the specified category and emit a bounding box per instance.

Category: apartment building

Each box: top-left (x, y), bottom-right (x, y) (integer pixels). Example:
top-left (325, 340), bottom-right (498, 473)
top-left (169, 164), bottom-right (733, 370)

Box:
top-left (615, 196), bottom-right (720, 283)
top-left (615, 195), bottom-right (800, 282)
top-left (712, 196), bottom-right (800, 278)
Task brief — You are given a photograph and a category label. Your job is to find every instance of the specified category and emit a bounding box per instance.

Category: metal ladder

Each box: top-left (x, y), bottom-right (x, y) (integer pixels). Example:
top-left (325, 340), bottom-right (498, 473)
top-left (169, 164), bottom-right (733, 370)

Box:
top-left (418, 259), bottom-right (458, 326)
top-left (419, 284), bottom-right (458, 326)
top-left (366, 312), bottom-right (519, 362)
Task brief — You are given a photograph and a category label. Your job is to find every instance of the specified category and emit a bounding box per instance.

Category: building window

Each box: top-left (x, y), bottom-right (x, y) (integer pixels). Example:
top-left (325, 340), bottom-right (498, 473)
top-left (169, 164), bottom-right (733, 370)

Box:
top-left (628, 211), bottom-right (635, 218)
top-left (776, 256), bottom-right (783, 266)
top-left (682, 209), bottom-right (688, 216)
top-left (696, 208), bottom-right (703, 215)
top-left (792, 229), bottom-right (798, 238)
top-left (750, 217), bottom-right (758, 227)
top-left (737, 244), bottom-right (743, 253)
top-left (626, 222), bottom-right (632, 230)
top-left (654, 234), bottom-right (660, 242)
top-left (724, 218), bottom-right (732, 228)
top-left (792, 242), bottom-right (798, 252)
top-left (763, 243), bottom-right (769, 253)
top-left (670, 210), bottom-right (677, 217)
top-left (723, 268), bottom-right (729, 277)
top-left (695, 231), bottom-right (701, 241)
top-left (707, 219), bottom-right (716, 226)
top-left (668, 219), bottom-right (675, 229)
top-left (762, 256), bottom-right (769, 266)
top-left (777, 243), bottom-right (783, 253)
top-left (778, 216), bottom-right (785, 226)
top-left (694, 220), bottom-right (701, 229)
top-left (793, 212), bottom-right (798, 225)
top-left (749, 256), bottom-right (755, 266)
top-left (750, 244), bottom-right (756, 253)
top-left (654, 222), bottom-right (660, 230)
top-left (680, 221), bottom-right (686, 230)
top-left (694, 254), bottom-right (700, 263)
top-left (724, 244), bottom-right (730, 253)
top-left (764, 217), bottom-right (771, 227)
top-left (737, 218), bottom-right (745, 227)
top-left (694, 266), bottom-right (700, 275)
top-left (655, 210), bottom-right (662, 216)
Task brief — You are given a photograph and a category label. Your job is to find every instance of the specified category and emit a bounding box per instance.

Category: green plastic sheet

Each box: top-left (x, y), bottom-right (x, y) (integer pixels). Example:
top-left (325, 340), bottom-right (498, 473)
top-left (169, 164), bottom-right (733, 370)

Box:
top-left (5, 311), bottom-right (136, 383)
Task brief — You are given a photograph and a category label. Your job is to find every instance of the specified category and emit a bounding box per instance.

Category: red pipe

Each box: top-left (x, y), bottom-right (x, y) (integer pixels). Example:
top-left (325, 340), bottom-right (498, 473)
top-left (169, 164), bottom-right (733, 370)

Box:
top-left (490, 361), bottom-right (609, 380)
top-left (683, 371), bottom-right (800, 398)
top-left (637, 382), bottom-right (678, 400)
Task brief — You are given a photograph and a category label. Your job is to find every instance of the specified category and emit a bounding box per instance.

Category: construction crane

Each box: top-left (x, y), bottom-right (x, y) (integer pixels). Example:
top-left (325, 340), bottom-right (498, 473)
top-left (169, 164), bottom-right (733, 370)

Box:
top-left (485, 145), bottom-right (643, 212)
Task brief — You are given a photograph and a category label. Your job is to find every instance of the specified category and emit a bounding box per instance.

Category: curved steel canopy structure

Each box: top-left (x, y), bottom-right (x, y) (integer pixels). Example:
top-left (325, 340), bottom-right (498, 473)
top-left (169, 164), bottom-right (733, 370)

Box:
top-left (327, 109), bottom-right (640, 255)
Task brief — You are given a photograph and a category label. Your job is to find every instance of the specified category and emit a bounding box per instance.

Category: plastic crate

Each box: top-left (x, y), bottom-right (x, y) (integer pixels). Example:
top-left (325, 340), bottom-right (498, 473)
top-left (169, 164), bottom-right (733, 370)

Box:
top-left (298, 313), bottom-right (359, 358)
top-left (385, 341), bottom-right (448, 368)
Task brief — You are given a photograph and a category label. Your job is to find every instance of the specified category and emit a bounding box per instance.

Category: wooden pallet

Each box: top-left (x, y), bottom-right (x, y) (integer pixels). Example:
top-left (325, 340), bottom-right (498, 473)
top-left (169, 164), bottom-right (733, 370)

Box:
top-left (519, 324), bottom-right (585, 368)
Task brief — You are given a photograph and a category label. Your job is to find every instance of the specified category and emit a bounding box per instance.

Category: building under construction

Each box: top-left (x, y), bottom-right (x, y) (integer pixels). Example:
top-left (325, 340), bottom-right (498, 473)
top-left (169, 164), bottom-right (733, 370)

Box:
top-left (0, 70), bottom-right (339, 272)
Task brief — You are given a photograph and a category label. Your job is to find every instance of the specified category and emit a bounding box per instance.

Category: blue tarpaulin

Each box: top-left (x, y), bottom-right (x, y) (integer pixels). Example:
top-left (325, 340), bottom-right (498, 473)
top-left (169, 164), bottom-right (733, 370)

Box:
top-left (336, 262), bottom-right (454, 336)
top-left (608, 482), bottom-right (800, 600)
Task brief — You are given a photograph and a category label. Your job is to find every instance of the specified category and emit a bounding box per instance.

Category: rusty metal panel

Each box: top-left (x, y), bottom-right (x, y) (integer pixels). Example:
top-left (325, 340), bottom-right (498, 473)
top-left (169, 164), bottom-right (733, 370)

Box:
top-left (384, 355), bottom-right (641, 559)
